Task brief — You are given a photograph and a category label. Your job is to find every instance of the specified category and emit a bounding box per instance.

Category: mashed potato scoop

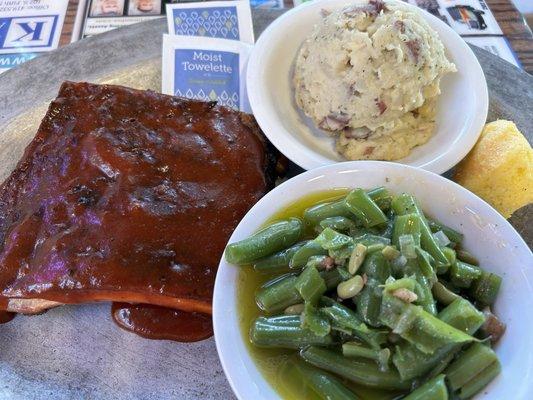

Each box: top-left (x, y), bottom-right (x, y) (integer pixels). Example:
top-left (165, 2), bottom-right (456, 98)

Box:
top-left (293, 0), bottom-right (456, 160)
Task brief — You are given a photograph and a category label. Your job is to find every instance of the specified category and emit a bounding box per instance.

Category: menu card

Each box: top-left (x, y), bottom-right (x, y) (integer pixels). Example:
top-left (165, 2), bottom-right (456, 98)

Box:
top-left (406, 0), bottom-right (519, 67)
top-left (0, 0), bottom-right (68, 73)
top-left (72, 0), bottom-right (169, 40)
top-left (73, 0), bottom-right (283, 41)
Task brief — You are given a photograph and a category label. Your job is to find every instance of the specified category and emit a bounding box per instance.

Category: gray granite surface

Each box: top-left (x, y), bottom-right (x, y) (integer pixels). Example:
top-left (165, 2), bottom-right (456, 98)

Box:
top-left (0, 9), bottom-right (531, 400)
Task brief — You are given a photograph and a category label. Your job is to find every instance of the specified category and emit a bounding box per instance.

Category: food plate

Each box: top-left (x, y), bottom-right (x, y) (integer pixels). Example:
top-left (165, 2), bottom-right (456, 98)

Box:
top-left (247, 0), bottom-right (488, 174)
top-left (214, 161), bottom-right (533, 400)
top-left (0, 9), bottom-right (531, 400)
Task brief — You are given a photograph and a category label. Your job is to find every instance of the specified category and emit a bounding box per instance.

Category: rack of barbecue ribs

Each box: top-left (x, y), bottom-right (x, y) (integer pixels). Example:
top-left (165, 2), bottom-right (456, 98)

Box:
top-left (0, 81), bottom-right (277, 341)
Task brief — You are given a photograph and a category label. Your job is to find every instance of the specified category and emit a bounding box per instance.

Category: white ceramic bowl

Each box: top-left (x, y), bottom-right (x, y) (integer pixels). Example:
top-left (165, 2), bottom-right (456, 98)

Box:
top-left (247, 0), bottom-right (488, 174)
top-left (214, 161), bottom-right (533, 400)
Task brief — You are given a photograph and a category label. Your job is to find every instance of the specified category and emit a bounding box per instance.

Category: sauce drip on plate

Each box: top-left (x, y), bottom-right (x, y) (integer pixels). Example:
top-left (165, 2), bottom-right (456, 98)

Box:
top-left (112, 303), bottom-right (212, 342)
top-left (0, 311), bottom-right (15, 324)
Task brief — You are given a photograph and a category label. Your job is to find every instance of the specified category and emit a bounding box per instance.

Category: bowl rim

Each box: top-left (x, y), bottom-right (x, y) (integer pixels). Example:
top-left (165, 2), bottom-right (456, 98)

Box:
top-left (246, 0), bottom-right (489, 174)
top-left (213, 160), bottom-right (532, 400)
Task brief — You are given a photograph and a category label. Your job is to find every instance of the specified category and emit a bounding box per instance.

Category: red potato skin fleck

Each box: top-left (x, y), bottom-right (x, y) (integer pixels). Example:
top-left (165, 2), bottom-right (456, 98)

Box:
top-left (363, 147), bottom-right (375, 156)
top-left (343, 0), bottom-right (387, 17)
top-left (394, 20), bottom-right (405, 33)
top-left (406, 40), bottom-right (421, 63)
top-left (376, 99), bottom-right (387, 115)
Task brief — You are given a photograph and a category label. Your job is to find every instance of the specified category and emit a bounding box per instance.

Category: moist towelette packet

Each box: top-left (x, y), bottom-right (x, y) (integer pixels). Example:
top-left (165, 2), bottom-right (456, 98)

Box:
top-left (166, 0), bottom-right (254, 44)
top-left (162, 34), bottom-right (252, 112)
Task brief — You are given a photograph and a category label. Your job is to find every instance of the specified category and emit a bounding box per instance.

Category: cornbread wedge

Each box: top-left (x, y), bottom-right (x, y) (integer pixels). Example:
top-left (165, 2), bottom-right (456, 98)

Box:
top-left (454, 120), bottom-right (533, 218)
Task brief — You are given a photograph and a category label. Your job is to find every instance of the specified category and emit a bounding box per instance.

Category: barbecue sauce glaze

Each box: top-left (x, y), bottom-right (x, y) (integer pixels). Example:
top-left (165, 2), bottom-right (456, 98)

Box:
top-left (0, 82), bottom-right (274, 340)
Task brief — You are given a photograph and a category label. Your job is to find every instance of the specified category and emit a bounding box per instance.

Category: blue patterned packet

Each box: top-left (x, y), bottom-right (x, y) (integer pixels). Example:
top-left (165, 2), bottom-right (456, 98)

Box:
top-left (165, 0), bottom-right (254, 44)
top-left (162, 35), bottom-right (252, 112)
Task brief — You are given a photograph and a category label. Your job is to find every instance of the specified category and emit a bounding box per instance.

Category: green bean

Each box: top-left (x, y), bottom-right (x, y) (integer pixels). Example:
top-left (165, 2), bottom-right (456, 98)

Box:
top-left (438, 247), bottom-right (456, 275)
top-left (359, 329), bottom-right (389, 350)
top-left (321, 267), bottom-right (351, 290)
top-left (392, 297), bottom-right (485, 380)
top-left (342, 342), bottom-right (391, 371)
top-left (265, 267), bottom-right (353, 314)
top-left (304, 189), bottom-right (391, 228)
top-left (392, 214), bottom-right (422, 247)
top-left (383, 276), bottom-right (417, 293)
top-left (457, 359), bottom-right (501, 399)
top-left (295, 265), bottom-right (327, 304)
top-left (320, 297), bottom-right (387, 349)
top-left (441, 247), bottom-right (456, 265)
top-left (328, 244), bottom-right (353, 265)
top-left (290, 240), bottom-right (328, 269)
top-left (366, 243), bottom-right (386, 254)
top-left (318, 216), bottom-right (356, 233)
top-left (469, 271), bottom-right (502, 306)
top-left (320, 297), bottom-right (364, 331)
top-left (367, 186), bottom-right (393, 210)
top-left (256, 274), bottom-right (301, 314)
top-left (426, 352), bottom-right (456, 380)
top-left (391, 194), bottom-right (449, 267)
top-left (304, 199), bottom-right (353, 226)
top-left (403, 375), bottom-right (448, 400)
top-left (300, 346), bottom-right (412, 390)
top-left (253, 241), bottom-right (306, 273)
top-left (414, 275), bottom-right (437, 315)
top-left (250, 316), bottom-right (334, 349)
top-left (415, 247), bottom-right (437, 284)
top-left (380, 295), bottom-right (474, 354)
top-left (305, 255), bottom-right (329, 270)
top-left (450, 261), bottom-right (482, 288)
top-left (355, 252), bottom-right (391, 327)
top-left (437, 298), bottom-right (485, 335)
top-left (456, 249), bottom-right (479, 266)
top-left (225, 218), bottom-right (303, 265)
top-left (393, 343), bottom-right (455, 382)
top-left (428, 218), bottom-right (464, 244)
top-left (445, 343), bottom-right (499, 393)
top-left (432, 281), bottom-right (461, 306)
top-left (345, 189), bottom-right (388, 227)
top-left (301, 303), bottom-right (331, 336)
top-left (354, 233), bottom-right (391, 247)
top-left (400, 256), bottom-right (437, 315)
top-left (390, 194), bottom-right (416, 215)
top-left (282, 358), bottom-right (361, 400)
top-left (315, 227), bottom-right (353, 250)
top-left (355, 281), bottom-right (383, 328)
top-left (360, 251), bottom-right (391, 282)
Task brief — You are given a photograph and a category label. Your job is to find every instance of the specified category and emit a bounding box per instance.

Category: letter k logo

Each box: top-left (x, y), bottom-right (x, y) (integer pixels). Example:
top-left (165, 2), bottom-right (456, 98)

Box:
top-left (13, 21), bottom-right (45, 42)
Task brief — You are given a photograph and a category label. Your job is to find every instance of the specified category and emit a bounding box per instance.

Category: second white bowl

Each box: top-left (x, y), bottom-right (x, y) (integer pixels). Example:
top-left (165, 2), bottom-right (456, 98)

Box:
top-left (247, 0), bottom-right (488, 174)
top-left (214, 161), bottom-right (533, 400)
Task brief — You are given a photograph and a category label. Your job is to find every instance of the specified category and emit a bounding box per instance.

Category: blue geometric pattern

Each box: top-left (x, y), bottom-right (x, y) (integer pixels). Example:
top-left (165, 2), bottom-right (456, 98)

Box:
top-left (175, 88), bottom-right (239, 109)
top-left (172, 7), bottom-right (240, 40)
